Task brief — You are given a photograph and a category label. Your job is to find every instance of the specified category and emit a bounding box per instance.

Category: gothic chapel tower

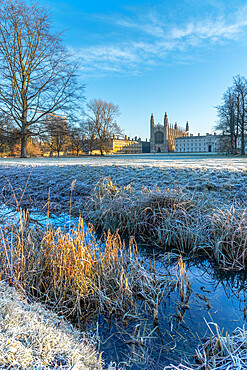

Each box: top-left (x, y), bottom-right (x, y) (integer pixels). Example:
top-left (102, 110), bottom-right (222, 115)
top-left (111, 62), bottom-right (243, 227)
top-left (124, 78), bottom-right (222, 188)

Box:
top-left (164, 112), bottom-right (169, 152)
top-left (150, 112), bottom-right (169, 152)
top-left (150, 112), bottom-right (188, 152)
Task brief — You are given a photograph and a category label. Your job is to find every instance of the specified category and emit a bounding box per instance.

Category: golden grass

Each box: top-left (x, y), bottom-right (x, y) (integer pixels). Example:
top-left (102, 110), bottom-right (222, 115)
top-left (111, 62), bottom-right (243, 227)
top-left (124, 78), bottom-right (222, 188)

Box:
top-left (0, 211), bottom-right (171, 323)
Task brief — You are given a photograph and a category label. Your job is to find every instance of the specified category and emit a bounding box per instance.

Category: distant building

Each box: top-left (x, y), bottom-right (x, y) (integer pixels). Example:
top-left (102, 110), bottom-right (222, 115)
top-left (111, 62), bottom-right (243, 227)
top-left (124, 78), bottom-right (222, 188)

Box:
top-left (141, 139), bottom-right (150, 153)
top-left (82, 135), bottom-right (142, 155)
top-left (175, 133), bottom-right (247, 154)
top-left (150, 113), bottom-right (189, 153)
top-left (110, 136), bottom-right (142, 154)
top-left (175, 133), bottom-right (221, 153)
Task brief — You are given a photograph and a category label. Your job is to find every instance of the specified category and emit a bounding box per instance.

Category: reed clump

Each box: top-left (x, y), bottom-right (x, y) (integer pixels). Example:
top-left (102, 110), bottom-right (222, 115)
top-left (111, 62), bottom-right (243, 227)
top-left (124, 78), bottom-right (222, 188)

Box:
top-left (85, 177), bottom-right (209, 251)
top-left (164, 323), bottom-right (247, 370)
top-left (209, 205), bottom-right (247, 270)
top-left (85, 177), bottom-right (247, 271)
top-left (0, 211), bottom-right (170, 323)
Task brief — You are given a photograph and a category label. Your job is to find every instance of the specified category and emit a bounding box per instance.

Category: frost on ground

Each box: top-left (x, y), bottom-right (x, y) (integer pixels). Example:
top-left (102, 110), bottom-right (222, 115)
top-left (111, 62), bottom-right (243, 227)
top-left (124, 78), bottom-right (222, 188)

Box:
top-left (0, 156), bottom-right (247, 214)
top-left (0, 281), bottom-right (102, 369)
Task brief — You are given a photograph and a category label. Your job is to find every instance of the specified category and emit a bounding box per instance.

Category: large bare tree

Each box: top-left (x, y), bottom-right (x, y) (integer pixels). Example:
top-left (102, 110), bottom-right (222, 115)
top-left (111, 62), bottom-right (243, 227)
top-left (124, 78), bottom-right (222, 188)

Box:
top-left (0, 0), bottom-right (83, 157)
top-left (216, 75), bottom-right (247, 155)
top-left (84, 99), bottom-right (122, 155)
top-left (234, 75), bottom-right (247, 155)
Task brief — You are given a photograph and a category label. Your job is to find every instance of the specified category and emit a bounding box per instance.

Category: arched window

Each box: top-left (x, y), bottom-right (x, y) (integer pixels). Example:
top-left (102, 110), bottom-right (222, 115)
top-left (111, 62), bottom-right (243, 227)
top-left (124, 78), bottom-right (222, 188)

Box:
top-left (155, 131), bottom-right (164, 144)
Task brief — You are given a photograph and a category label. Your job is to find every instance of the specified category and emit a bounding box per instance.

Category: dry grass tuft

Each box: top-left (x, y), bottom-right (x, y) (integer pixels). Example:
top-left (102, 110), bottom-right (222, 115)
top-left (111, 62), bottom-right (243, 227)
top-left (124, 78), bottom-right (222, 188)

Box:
top-left (85, 178), bottom-right (209, 252)
top-left (0, 280), bottom-right (102, 369)
top-left (210, 205), bottom-right (247, 270)
top-left (85, 178), bottom-right (247, 271)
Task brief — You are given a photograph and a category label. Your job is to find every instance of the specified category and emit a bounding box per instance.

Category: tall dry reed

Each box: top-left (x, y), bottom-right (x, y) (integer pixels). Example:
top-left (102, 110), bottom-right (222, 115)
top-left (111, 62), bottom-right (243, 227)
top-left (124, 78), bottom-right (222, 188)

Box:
top-left (0, 211), bottom-right (171, 323)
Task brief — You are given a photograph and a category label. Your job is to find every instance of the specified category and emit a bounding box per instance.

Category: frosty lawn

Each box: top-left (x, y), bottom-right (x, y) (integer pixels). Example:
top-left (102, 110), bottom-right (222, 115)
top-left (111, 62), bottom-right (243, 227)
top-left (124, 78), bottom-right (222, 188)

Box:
top-left (0, 155), bottom-right (246, 214)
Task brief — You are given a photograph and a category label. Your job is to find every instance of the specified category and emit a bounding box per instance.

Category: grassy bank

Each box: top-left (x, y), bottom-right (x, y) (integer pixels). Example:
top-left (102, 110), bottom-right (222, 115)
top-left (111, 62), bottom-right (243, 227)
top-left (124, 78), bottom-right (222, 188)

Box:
top-left (85, 178), bottom-right (247, 271)
top-left (0, 281), bottom-right (102, 369)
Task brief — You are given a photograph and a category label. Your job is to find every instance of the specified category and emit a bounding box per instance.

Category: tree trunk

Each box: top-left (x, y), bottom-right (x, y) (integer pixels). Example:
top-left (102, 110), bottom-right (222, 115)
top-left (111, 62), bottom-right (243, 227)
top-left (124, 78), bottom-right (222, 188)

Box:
top-left (230, 111), bottom-right (234, 154)
top-left (241, 122), bottom-right (245, 155)
top-left (241, 100), bottom-right (245, 155)
top-left (20, 93), bottom-right (28, 158)
top-left (21, 134), bottom-right (27, 158)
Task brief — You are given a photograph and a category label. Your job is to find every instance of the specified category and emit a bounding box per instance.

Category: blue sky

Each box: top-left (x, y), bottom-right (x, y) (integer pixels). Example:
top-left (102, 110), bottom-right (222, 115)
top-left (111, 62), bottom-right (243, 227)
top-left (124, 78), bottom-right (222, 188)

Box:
top-left (40, 0), bottom-right (247, 139)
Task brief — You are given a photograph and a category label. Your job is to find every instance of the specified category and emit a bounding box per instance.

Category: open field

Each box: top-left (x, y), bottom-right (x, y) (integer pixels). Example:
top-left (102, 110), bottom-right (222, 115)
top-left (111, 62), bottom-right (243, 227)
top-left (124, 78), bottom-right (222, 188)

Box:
top-left (1, 154), bottom-right (246, 213)
top-left (1, 153), bottom-right (247, 169)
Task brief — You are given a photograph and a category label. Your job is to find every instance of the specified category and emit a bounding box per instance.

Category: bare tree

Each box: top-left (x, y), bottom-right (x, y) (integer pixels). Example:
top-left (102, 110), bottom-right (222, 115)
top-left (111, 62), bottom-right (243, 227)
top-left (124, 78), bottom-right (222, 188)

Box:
top-left (234, 75), bottom-right (247, 155)
top-left (0, 0), bottom-right (84, 157)
top-left (69, 123), bottom-right (84, 156)
top-left (85, 99), bottom-right (122, 155)
top-left (42, 115), bottom-right (70, 156)
top-left (215, 88), bottom-right (238, 154)
top-left (215, 75), bottom-right (247, 155)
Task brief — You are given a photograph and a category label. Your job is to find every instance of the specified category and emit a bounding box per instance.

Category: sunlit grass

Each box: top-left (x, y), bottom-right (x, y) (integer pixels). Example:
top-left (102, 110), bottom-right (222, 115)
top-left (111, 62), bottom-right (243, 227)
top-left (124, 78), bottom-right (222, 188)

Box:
top-left (0, 211), bottom-right (171, 323)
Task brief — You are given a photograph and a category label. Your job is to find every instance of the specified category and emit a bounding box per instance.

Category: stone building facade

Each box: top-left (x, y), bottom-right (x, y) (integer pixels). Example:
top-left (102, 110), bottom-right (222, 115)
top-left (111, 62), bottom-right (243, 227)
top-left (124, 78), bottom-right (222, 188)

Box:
top-left (175, 133), bottom-right (220, 153)
top-left (150, 113), bottom-right (189, 153)
top-left (110, 136), bottom-right (142, 154)
top-left (175, 133), bottom-right (247, 153)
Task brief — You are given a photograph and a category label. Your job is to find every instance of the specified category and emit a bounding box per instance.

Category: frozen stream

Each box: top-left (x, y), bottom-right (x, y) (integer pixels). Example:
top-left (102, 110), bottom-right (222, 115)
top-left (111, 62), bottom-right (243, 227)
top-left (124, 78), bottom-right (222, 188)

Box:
top-left (96, 251), bottom-right (247, 369)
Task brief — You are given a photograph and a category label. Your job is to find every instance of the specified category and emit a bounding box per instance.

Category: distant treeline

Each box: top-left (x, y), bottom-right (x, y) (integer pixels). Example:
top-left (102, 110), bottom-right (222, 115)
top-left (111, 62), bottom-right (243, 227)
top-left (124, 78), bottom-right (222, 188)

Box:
top-left (0, 114), bottom-right (84, 157)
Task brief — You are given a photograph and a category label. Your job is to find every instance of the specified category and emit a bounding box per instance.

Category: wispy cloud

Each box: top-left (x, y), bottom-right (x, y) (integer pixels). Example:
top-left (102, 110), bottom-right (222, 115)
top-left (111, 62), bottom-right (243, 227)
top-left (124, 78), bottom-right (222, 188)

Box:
top-left (72, 5), bottom-right (247, 77)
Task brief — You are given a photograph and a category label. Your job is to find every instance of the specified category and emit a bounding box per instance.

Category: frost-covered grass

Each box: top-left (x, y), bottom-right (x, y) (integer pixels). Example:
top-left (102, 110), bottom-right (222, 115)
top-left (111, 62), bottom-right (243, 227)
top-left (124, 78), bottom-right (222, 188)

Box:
top-left (0, 280), bottom-right (102, 369)
top-left (164, 323), bottom-right (247, 370)
top-left (85, 177), bottom-right (209, 248)
top-left (0, 157), bottom-right (247, 213)
top-left (0, 158), bottom-right (247, 270)
top-left (85, 178), bottom-right (247, 270)
top-left (0, 156), bottom-right (247, 367)
top-left (0, 153), bottom-right (247, 171)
